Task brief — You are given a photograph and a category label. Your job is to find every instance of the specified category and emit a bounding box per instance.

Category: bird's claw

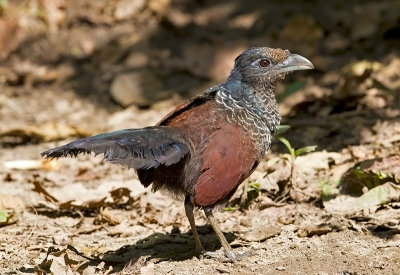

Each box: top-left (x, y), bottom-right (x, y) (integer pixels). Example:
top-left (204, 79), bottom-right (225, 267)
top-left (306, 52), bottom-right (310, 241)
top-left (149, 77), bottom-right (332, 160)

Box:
top-left (201, 249), bottom-right (255, 262)
top-left (225, 250), bottom-right (237, 262)
top-left (202, 250), bottom-right (225, 259)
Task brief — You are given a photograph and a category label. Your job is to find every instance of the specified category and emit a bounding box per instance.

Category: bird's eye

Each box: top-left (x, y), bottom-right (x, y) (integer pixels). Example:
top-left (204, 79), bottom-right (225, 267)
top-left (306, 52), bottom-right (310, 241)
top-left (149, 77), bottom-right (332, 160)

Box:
top-left (259, 58), bottom-right (270, 67)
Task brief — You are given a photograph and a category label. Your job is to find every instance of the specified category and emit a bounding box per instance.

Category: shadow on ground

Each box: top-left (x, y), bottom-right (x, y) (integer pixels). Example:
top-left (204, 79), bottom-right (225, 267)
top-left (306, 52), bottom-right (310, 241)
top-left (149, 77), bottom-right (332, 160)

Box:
top-left (102, 225), bottom-right (235, 263)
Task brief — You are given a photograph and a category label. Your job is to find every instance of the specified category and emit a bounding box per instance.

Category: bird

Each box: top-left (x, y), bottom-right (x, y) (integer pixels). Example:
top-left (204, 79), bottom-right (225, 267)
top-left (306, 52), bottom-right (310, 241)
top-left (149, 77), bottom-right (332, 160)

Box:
top-left (41, 47), bottom-right (313, 261)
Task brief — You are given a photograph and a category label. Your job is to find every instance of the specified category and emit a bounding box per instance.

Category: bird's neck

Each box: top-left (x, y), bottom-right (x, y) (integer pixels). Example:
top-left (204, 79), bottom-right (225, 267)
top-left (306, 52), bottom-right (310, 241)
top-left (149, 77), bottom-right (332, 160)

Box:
top-left (215, 79), bottom-right (281, 155)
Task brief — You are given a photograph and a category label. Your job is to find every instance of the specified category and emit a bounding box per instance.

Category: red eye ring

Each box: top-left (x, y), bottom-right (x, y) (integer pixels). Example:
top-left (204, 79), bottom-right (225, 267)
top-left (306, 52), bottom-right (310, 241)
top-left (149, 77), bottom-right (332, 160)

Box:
top-left (259, 58), bottom-right (270, 67)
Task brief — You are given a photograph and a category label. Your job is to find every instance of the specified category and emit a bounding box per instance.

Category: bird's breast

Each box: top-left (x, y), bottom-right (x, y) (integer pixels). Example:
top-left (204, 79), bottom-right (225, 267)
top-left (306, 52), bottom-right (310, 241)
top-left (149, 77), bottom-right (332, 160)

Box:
top-left (215, 89), bottom-right (280, 156)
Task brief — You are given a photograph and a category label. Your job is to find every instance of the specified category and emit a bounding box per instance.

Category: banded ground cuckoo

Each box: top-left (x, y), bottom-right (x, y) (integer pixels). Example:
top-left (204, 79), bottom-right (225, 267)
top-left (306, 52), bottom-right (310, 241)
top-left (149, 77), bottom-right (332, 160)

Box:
top-left (42, 47), bottom-right (313, 261)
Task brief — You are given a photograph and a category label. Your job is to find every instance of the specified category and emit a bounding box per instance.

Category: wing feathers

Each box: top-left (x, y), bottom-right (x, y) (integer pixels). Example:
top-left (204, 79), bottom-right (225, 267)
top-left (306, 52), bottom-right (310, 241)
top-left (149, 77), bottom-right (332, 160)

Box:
top-left (41, 126), bottom-right (190, 170)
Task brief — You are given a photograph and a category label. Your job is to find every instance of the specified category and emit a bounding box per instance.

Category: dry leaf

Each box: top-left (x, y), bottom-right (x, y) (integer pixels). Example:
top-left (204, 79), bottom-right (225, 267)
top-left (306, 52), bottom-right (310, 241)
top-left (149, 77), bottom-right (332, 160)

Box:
top-left (32, 180), bottom-right (59, 204)
top-left (110, 187), bottom-right (134, 206)
top-left (342, 155), bottom-right (400, 196)
top-left (97, 207), bottom-right (120, 225)
top-left (31, 178), bottom-right (136, 214)
top-left (342, 60), bottom-right (383, 78)
top-left (0, 10), bottom-right (23, 60)
top-left (3, 159), bottom-right (59, 171)
top-left (0, 193), bottom-right (22, 224)
top-left (239, 226), bottom-right (281, 242)
top-left (297, 223), bottom-right (333, 237)
top-left (37, 247), bottom-right (89, 274)
top-left (356, 182), bottom-right (400, 209)
top-left (0, 121), bottom-right (90, 145)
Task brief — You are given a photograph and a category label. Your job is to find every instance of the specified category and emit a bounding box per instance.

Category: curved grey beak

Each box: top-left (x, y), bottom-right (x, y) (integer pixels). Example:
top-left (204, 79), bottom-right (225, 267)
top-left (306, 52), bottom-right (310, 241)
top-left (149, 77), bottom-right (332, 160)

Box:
top-left (278, 53), bottom-right (314, 72)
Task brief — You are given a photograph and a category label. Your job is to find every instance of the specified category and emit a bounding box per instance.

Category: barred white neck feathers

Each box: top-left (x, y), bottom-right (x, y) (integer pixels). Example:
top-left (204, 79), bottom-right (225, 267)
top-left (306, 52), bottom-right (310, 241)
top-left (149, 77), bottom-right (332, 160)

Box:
top-left (215, 85), bottom-right (280, 156)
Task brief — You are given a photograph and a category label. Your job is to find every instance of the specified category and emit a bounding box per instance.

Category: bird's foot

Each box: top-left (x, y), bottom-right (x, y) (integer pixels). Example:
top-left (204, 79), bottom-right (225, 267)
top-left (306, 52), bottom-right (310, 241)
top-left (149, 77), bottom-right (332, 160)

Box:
top-left (202, 249), bottom-right (255, 262)
top-left (202, 250), bottom-right (224, 259)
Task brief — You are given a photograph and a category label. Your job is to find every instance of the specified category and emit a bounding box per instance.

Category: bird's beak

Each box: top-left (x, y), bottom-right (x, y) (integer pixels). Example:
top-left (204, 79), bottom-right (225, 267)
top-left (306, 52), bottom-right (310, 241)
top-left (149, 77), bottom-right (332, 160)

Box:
top-left (278, 53), bottom-right (314, 72)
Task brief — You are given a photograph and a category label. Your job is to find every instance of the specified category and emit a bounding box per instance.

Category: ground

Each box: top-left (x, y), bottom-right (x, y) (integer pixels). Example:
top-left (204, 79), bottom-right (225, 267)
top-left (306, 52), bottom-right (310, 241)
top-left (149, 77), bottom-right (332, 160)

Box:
top-left (0, 0), bottom-right (400, 274)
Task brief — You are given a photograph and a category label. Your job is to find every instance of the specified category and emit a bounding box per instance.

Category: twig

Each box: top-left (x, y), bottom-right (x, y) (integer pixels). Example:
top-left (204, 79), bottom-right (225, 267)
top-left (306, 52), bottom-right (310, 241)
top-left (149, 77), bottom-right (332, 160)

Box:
top-left (22, 205), bottom-right (38, 247)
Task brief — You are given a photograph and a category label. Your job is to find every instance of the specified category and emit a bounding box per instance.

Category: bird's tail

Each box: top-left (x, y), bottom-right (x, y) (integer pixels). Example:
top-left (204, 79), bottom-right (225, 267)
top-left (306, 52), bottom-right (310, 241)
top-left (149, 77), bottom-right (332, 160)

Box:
top-left (41, 126), bottom-right (190, 170)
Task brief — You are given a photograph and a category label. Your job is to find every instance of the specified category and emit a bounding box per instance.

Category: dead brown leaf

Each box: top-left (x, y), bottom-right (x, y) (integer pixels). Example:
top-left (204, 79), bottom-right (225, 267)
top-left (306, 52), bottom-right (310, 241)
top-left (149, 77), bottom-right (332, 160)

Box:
top-left (342, 155), bottom-right (400, 196)
top-left (31, 178), bottom-right (136, 215)
top-left (95, 207), bottom-right (120, 226)
top-left (0, 9), bottom-right (23, 60)
top-left (365, 155), bottom-right (400, 182)
top-left (0, 193), bottom-right (24, 226)
top-left (263, 158), bottom-right (291, 194)
top-left (110, 187), bottom-right (135, 206)
top-left (122, 256), bottom-right (149, 274)
top-left (297, 223), bottom-right (333, 237)
top-left (0, 193), bottom-right (25, 211)
top-left (4, 159), bottom-right (59, 171)
top-left (32, 179), bottom-right (59, 204)
top-left (0, 121), bottom-right (91, 145)
top-left (239, 226), bottom-right (281, 242)
top-left (342, 60), bottom-right (383, 78)
top-left (36, 246), bottom-right (113, 274)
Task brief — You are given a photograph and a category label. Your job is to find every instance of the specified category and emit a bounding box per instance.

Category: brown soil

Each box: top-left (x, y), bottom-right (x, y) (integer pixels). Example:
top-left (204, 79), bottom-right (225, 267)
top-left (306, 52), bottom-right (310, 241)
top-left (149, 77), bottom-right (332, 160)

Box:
top-left (1, 0), bottom-right (400, 274)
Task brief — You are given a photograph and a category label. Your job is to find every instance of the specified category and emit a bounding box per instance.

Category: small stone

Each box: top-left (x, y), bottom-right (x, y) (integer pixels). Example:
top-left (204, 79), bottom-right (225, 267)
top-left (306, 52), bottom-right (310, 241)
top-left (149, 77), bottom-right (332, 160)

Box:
top-left (125, 52), bottom-right (149, 68)
top-left (53, 232), bottom-right (69, 245)
top-left (114, 0), bottom-right (146, 20)
top-left (297, 224), bottom-right (332, 237)
top-left (148, 0), bottom-right (171, 17)
top-left (387, 219), bottom-right (399, 226)
top-left (110, 71), bottom-right (165, 107)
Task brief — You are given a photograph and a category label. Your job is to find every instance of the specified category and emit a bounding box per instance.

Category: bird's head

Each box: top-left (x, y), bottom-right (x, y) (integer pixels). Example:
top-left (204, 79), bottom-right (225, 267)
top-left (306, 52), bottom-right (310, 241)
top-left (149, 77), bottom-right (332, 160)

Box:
top-left (228, 47), bottom-right (313, 85)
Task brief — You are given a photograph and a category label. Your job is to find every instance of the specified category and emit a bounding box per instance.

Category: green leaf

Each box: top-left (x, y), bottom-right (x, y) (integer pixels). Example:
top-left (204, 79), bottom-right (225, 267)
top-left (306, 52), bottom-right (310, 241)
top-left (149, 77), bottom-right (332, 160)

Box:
top-left (224, 205), bottom-right (239, 211)
top-left (276, 136), bottom-right (295, 157)
top-left (356, 185), bottom-right (388, 208)
top-left (275, 125), bottom-right (291, 135)
top-left (319, 180), bottom-right (340, 200)
top-left (277, 80), bottom-right (307, 103)
top-left (0, 210), bottom-right (7, 223)
top-left (376, 170), bottom-right (388, 180)
top-left (294, 145), bottom-right (317, 157)
top-left (248, 182), bottom-right (260, 193)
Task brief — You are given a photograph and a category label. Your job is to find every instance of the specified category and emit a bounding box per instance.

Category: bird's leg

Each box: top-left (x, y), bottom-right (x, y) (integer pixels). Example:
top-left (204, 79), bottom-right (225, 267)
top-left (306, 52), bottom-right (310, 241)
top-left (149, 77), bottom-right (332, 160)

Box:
top-left (184, 196), bottom-right (205, 255)
top-left (203, 208), bottom-right (237, 261)
top-left (203, 208), bottom-right (255, 262)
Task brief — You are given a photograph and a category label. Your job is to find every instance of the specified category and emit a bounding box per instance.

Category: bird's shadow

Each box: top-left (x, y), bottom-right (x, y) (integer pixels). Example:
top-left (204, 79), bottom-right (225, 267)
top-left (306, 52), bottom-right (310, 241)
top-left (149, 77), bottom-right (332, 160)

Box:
top-left (95, 225), bottom-right (235, 270)
top-left (20, 225), bottom-right (235, 274)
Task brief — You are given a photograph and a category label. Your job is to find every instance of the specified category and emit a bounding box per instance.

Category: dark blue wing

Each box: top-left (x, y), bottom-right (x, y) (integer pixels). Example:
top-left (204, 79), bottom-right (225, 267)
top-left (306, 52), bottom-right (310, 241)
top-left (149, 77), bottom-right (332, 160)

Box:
top-left (41, 126), bottom-right (190, 169)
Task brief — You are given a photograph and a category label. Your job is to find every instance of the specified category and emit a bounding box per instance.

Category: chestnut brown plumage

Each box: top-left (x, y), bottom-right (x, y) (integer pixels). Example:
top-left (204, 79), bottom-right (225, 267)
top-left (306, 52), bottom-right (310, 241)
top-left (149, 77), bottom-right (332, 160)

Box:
top-left (41, 47), bottom-right (313, 261)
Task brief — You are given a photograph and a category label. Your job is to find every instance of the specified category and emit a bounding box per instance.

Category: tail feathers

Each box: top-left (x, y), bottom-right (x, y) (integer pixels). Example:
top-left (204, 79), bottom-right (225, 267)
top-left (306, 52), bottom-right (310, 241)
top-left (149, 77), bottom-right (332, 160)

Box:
top-left (41, 126), bottom-right (190, 170)
top-left (41, 147), bottom-right (91, 159)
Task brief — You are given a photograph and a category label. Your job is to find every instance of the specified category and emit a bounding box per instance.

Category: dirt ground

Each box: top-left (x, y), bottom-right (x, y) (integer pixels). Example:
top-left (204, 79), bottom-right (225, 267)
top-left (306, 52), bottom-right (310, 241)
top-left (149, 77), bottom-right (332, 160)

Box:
top-left (1, 0), bottom-right (400, 274)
